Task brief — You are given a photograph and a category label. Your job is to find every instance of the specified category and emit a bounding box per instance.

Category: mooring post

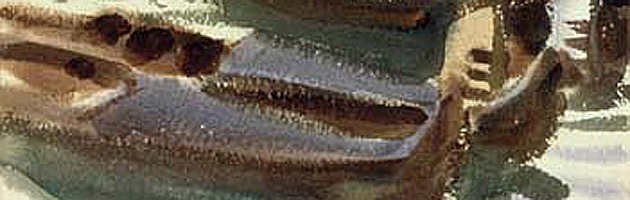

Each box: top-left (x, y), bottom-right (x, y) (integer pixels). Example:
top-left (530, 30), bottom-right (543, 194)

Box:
top-left (490, 0), bottom-right (508, 94)
top-left (589, 0), bottom-right (604, 81)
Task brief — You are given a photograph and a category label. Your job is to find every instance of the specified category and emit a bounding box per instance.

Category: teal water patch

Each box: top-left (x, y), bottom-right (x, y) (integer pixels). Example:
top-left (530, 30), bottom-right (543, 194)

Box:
top-left (144, 0), bottom-right (460, 83)
top-left (0, 131), bottom-right (300, 200)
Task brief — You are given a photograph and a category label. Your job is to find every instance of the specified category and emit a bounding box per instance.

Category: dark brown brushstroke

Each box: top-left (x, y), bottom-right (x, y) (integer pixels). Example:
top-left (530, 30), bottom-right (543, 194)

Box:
top-left (204, 74), bottom-right (431, 138)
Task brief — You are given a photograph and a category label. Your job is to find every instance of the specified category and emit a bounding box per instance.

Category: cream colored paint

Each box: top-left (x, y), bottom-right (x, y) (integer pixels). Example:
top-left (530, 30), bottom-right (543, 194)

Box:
top-left (535, 127), bottom-right (630, 200)
top-left (0, 165), bottom-right (58, 200)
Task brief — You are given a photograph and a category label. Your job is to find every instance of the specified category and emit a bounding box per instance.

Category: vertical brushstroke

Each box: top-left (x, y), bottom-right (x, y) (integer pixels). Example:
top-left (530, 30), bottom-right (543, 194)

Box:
top-left (589, 0), bottom-right (604, 79)
top-left (491, 1), bottom-right (508, 92)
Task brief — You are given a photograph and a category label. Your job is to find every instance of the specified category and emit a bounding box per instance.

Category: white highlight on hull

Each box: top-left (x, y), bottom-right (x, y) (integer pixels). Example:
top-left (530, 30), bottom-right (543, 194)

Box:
top-left (68, 83), bottom-right (128, 108)
top-left (0, 69), bottom-right (28, 88)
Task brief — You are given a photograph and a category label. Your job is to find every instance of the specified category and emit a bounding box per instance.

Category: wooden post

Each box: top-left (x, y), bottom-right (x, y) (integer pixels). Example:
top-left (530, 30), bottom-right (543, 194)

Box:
top-left (620, 6), bottom-right (630, 54)
top-left (490, 0), bottom-right (508, 93)
top-left (589, 0), bottom-right (603, 81)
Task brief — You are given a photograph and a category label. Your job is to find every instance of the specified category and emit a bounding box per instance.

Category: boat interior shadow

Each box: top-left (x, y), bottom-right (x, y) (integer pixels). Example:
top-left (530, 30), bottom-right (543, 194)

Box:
top-left (202, 74), bottom-right (430, 138)
top-left (0, 42), bottom-right (136, 89)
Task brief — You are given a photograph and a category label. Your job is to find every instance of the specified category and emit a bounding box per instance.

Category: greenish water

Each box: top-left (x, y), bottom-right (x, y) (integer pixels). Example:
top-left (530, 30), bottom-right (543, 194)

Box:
top-left (162, 0), bottom-right (456, 83)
